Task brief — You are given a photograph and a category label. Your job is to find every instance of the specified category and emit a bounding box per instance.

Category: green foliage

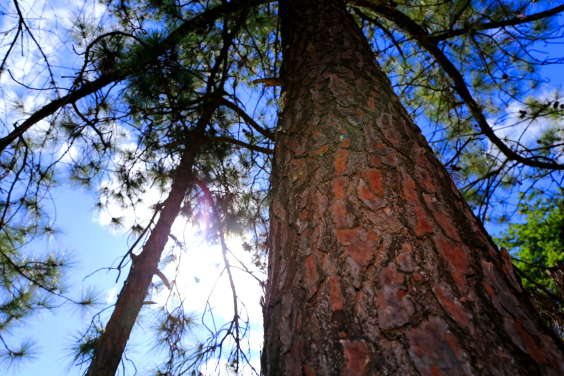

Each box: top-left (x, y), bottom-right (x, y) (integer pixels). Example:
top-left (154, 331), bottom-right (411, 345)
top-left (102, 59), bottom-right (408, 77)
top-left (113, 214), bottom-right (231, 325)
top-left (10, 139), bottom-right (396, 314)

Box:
top-left (355, 0), bottom-right (564, 221)
top-left (67, 322), bottom-right (105, 369)
top-left (0, 235), bottom-right (68, 332)
top-left (2, 0), bottom-right (564, 372)
top-left (497, 192), bottom-right (564, 290)
top-left (0, 338), bottom-right (38, 372)
top-left (0, 230), bottom-right (69, 369)
top-left (496, 191), bottom-right (564, 337)
top-left (149, 308), bottom-right (200, 373)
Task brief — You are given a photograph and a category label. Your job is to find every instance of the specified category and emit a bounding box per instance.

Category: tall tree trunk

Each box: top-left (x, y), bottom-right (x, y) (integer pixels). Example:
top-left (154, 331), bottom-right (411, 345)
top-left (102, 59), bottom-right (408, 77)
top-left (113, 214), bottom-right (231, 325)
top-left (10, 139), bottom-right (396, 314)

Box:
top-left (85, 100), bottom-right (218, 376)
top-left (85, 150), bottom-right (196, 376)
top-left (262, 0), bottom-right (564, 375)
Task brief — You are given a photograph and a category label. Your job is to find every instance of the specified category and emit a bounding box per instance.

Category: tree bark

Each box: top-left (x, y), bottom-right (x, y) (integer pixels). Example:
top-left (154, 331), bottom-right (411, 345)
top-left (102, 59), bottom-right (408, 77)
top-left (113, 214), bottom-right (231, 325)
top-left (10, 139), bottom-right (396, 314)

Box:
top-left (262, 0), bottom-right (564, 375)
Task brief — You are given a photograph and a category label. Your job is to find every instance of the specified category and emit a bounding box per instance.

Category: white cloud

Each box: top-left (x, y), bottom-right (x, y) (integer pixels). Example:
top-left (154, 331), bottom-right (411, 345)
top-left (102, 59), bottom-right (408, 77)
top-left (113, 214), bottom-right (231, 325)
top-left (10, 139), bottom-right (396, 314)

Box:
top-left (486, 88), bottom-right (564, 162)
top-left (0, 0), bottom-right (110, 137)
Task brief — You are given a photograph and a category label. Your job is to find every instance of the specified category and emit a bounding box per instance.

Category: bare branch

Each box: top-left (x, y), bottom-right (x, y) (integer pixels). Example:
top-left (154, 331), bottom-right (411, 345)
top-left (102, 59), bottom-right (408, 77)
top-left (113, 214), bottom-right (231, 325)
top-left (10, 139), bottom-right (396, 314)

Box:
top-left (192, 176), bottom-right (242, 371)
top-left (353, 8), bottom-right (406, 62)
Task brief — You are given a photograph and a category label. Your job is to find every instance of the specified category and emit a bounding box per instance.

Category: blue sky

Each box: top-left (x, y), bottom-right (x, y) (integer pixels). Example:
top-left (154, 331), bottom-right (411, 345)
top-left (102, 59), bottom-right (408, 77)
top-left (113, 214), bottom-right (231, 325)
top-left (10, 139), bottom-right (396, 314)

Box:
top-left (11, 184), bottom-right (265, 376)
top-left (1, 0), bottom-right (266, 373)
top-left (13, 187), bottom-right (129, 375)
top-left (2, 1), bottom-right (564, 375)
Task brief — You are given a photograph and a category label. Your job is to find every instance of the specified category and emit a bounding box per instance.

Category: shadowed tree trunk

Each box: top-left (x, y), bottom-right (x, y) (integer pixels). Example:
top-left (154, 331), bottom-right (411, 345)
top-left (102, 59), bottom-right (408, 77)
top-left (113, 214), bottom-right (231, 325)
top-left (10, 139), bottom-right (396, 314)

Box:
top-left (85, 149), bottom-right (197, 376)
top-left (85, 99), bottom-right (219, 376)
top-left (262, 0), bottom-right (564, 374)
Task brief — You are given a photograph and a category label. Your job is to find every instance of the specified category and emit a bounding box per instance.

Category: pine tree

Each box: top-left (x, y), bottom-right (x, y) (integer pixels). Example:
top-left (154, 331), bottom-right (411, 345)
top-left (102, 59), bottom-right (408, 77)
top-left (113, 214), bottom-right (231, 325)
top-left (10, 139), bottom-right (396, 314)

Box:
top-left (1, 0), bottom-right (564, 374)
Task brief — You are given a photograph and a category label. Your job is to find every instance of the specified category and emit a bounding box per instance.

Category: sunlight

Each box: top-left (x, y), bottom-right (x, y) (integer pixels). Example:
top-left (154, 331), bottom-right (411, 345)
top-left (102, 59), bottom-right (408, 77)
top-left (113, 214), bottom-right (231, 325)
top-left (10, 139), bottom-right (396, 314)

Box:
top-left (148, 220), bottom-right (266, 372)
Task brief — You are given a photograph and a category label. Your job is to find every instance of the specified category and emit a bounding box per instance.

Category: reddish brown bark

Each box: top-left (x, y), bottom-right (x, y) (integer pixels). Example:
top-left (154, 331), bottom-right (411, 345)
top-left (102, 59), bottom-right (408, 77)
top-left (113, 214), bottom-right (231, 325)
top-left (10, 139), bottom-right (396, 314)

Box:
top-left (261, 0), bottom-right (564, 375)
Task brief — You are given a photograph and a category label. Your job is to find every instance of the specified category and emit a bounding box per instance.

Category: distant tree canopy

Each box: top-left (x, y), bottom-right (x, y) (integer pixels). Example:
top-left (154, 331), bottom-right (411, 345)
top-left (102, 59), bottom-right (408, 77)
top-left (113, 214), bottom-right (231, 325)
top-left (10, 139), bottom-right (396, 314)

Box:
top-left (496, 191), bottom-right (564, 337)
top-left (498, 191), bottom-right (564, 290)
top-left (1, 0), bottom-right (564, 373)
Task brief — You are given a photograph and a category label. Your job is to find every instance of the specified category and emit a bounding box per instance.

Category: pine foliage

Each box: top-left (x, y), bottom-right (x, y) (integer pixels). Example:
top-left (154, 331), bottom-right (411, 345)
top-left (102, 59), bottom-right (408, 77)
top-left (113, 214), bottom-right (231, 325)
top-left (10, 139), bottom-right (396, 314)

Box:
top-left (1, 0), bottom-right (564, 373)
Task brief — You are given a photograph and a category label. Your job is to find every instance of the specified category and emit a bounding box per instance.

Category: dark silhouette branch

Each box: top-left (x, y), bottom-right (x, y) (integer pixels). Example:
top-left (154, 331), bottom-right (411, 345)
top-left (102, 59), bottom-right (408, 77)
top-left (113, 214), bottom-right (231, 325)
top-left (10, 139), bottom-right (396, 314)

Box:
top-left (71, 102), bottom-right (110, 149)
top-left (350, 0), bottom-right (564, 171)
top-left (349, 0), bottom-right (564, 43)
top-left (0, 19), bottom-right (23, 78)
top-left (164, 136), bottom-right (273, 154)
top-left (514, 267), bottom-right (564, 306)
top-left (191, 176), bottom-right (242, 371)
top-left (206, 136), bottom-right (274, 154)
top-left (0, 0), bottom-right (267, 155)
top-left (73, 31), bottom-right (147, 92)
top-left (221, 98), bottom-right (275, 141)
top-left (12, 0), bottom-right (57, 86)
top-left (427, 4), bottom-right (564, 43)
top-left (0, 74), bottom-right (122, 155)
top-left (353, 8), bottom-right (406, 62)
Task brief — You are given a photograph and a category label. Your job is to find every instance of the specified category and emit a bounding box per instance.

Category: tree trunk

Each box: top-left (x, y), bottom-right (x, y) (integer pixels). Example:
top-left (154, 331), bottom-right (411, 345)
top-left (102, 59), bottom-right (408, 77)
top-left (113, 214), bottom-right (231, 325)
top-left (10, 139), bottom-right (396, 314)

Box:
top-left (85, 150), bottom-right (196, 376)
top-left (85, 99), bottom-right (219, 376)
top-left (262, 0), bottom-right (564, 375)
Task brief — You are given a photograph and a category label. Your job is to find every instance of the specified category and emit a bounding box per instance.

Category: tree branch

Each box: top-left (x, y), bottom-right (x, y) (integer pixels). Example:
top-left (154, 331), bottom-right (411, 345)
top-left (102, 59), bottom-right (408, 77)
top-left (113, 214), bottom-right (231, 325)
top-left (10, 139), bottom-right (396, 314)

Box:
top-left (191, 177), bottom-right (242, 370)
top-left (207, 136), bottom-right (274, 154)
top-left (0, 74), bottom-right (120, 154)
top-left (348, 0), bottom-right (564, 43)
top-left (0, 0), bottom-right (268, 155)
top-left (165, 135), bottom-right (273, 154)
top-left (221, 98), bottom-right (275, 141)
top-left (353, 8), bottom-right (406, 62)
top-left (514, 267), bottom-right (564, 306)
top-left (0, 12), bottom-right (23, 79)
top-left (71, 102), bottom-right (110, 149)
top-left (427, 4), bottom-right (564, 43)
top-left (350, 0), bottom-right (564, 171)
